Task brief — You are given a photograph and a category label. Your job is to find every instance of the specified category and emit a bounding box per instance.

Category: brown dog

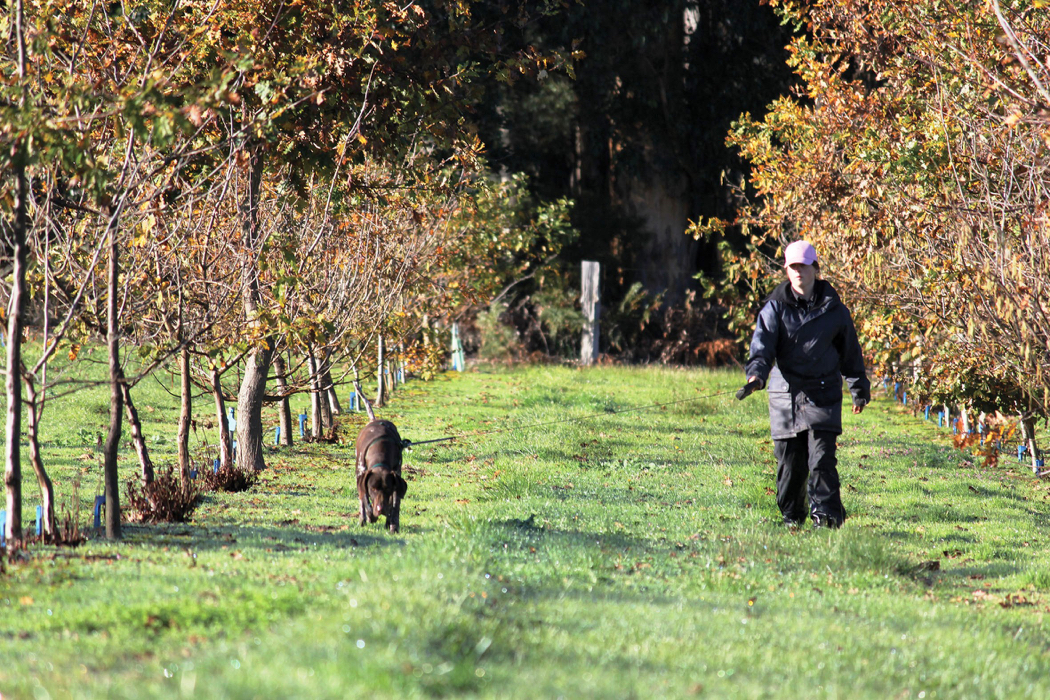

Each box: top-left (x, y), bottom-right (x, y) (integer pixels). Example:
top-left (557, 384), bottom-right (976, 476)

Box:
top-left (355, 419), bottom-right (407, 533)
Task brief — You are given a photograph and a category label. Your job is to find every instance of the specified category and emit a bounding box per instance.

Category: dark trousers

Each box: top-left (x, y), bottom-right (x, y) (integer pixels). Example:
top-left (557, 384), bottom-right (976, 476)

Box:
top-left (773, 430), bottom-right (846, 523)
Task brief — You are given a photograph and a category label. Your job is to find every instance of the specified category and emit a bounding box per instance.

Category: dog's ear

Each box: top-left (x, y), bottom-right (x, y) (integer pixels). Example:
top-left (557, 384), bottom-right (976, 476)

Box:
top-left (396, 474), bottom-right (407, 499)
top-left (356, 468), bottom-right (372, 494)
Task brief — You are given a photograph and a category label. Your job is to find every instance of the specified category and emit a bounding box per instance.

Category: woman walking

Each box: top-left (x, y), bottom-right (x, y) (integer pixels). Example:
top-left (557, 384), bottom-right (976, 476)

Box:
top-left (742, 241), bottom-right (870, 528)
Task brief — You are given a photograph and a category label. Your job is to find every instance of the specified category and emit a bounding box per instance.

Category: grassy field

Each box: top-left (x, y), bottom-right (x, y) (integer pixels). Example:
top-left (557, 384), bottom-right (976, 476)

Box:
top-left (4, 355), bottom-right (1050, 699)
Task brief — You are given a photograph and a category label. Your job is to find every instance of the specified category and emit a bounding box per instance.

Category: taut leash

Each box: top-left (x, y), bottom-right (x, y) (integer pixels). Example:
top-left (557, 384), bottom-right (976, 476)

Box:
top-left (401, 387), bottom-right (739, 449)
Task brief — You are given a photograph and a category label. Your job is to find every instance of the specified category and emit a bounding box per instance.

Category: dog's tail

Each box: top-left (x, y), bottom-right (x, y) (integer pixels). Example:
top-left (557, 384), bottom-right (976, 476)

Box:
top-left (353, 380), bottom-right (377, 422)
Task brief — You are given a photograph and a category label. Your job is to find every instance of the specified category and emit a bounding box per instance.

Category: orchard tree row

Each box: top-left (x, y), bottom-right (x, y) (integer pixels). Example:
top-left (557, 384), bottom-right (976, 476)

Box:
top-left (0, 1), bottom-right (576, 541)
top-left (697, 0), bottom-right (1050, 468)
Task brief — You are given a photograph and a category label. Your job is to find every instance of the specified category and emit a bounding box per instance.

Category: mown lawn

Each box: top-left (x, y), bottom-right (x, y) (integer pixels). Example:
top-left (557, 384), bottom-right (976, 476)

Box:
top-left (3, 358), bottom-right (1050, 699)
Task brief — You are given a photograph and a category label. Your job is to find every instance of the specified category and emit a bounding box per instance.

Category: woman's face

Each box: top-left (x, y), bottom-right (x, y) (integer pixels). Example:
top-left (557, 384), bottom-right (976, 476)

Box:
top-left (786, 262), bottom-right (817, 298)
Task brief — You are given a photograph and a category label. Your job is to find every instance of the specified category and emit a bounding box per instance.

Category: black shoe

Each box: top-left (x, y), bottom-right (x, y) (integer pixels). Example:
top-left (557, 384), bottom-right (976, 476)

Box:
top-left (782, 515), bottom-right (804, 528)
top-left (811, 513), bottom-right (842, 529)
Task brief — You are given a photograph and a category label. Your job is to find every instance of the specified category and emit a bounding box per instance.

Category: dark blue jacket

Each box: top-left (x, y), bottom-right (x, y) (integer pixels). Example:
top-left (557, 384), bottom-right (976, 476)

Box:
top-left (746, 279), bottom-right (870, 438)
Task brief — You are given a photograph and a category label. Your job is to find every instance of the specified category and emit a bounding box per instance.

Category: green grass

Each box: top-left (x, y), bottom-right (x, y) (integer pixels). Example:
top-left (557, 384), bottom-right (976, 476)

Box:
top-left (4, 361), bottom-right (1050, 698)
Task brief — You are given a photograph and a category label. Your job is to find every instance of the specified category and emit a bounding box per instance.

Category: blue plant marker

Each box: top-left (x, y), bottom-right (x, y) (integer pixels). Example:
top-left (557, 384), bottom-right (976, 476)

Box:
top-left (93, 495), bottom-right (105, 529)
top-left (299, 413), bottom-right (307, 437)
top-left (274, 426), bottom-right (281, 445)
top-left (190, 468), bottom-right (198, 479)
top-left (903, 391), bottom-right (907, 406)
top-left (1, 509), bottom-right (6, 546)
top-left (36, 505), bottom-right (42, 536)
top-left (924, 406), bottom-right (931, 420)
top-left (1018, 445), bottom-right (1027, 462)
top-left (214, 457), bottom-right (220, 474)
top-left (938, 412), bottom-right (944, 428)
top-left (1037, 458), bottom-right (1045, 469)
top-left (349, 391), bottom-right (357, 411)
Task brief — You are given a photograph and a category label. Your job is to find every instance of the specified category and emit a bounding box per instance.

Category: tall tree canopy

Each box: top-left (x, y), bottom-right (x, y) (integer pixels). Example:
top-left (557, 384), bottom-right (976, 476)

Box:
top-left (476, 0), bottom-right (795, 304)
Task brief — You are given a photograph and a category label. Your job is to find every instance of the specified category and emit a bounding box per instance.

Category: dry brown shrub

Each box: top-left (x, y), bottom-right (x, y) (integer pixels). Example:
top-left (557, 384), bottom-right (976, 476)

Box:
top-left (125, 468), bottom-right (201, 523)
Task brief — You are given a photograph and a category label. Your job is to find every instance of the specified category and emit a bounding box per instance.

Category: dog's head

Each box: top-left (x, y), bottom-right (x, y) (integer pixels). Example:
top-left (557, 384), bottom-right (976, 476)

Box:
top-left (358, 467), bottom-right (407, 521)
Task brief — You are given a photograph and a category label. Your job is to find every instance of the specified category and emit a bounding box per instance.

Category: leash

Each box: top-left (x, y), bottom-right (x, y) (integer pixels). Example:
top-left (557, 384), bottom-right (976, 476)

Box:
top-left (401, 387), bottom-right (740, 449)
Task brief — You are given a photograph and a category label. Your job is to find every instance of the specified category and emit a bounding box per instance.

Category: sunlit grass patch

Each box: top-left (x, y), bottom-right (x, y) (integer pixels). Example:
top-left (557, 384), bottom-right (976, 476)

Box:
top-left (5, 362), bottom-right (1050, 698)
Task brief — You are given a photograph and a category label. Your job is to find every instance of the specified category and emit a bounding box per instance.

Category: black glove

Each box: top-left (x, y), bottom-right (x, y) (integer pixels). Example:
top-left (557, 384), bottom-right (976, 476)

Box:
top-left (735, 379), bottom-right (763, 400)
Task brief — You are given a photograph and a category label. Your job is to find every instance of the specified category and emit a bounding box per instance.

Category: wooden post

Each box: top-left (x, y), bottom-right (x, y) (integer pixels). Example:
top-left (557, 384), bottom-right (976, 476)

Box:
top-left (451, 324), bottom-right (465, 371)
top-left (580, 260), bottom-right (600, 365)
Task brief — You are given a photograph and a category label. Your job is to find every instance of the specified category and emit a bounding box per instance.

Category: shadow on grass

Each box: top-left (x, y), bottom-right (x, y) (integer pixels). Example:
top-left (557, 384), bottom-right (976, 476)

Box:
top-left (945, 562), bottom-right (1022, 580)
top-left (120, 522), bottom-right (398, 552)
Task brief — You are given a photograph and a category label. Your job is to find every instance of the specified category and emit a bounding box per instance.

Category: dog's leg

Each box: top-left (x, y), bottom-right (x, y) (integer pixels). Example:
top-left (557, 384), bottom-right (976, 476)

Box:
top-left (389, 473), bottom-right (406, 534)
top-left (356, 471), bottom-right (369, 526)
top-left (388, 494), bottom-right (400, 534)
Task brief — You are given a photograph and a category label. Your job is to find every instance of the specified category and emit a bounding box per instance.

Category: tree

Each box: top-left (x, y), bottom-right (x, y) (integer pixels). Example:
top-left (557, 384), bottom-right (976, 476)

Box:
top-left (723, 1), bottom-right (1050, 439)
top-left (475, 1), bottom-right (795, 304)
top-left (2, 0), bottom-right (31, 543)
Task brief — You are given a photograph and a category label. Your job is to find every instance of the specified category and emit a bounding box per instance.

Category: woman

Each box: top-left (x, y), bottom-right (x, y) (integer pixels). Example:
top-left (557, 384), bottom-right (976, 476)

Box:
top-left (743, 241), bottom-right (870, 528)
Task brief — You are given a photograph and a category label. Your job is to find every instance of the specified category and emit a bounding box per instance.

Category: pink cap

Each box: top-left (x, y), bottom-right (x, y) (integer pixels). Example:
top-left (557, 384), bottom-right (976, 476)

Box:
top-left (784, 240), bottom-right (818, 267)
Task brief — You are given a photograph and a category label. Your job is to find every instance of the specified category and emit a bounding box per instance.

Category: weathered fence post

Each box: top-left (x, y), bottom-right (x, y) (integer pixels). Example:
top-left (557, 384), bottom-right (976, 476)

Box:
top-left (450, 324), bottom-right (465, 371)
top-left (580, 260), bottom-right (600, 365)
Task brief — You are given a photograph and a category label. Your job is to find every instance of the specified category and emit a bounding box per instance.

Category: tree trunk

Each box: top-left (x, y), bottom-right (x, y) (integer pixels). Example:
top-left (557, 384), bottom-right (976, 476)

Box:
top-left (353, 363), bottom-right (376, 420)
top-left (23, 378), bottom-right (55, 540)
top-left (3, 146), bottom-right (27, 544)
top-left (387, 344), bottom-right (398, 392)
top-left (119, 369), bottom-right (154, 484)
top-left (306, 347), bottom-right (333, 438)
top-left (103, 219), bottom-right (123, 540)
top-left (234, 137), bottom-right (271, 472)
top-left (236, 345), bottom-right (272, 471)
top-left (4, 0), bottom-right (29, 547)
top-left (375, 335), bottom-right (386, 408)
top-left (211, 365), bottom-right (233, 470)
top-left (1020, 414), bottom-right (1039, 476)
top-left (319, 364), bottom-right (332, 436)
top-left (624, 176), bottom-right (698, 304)
top-left (307, 348), bottom-right (322, 439)
top-left (322, 347), bottom-right (342, 415)
top-left (273, 354), bottom-right (293, 446)
top-left (177, 346), bottom-right (192, 485)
